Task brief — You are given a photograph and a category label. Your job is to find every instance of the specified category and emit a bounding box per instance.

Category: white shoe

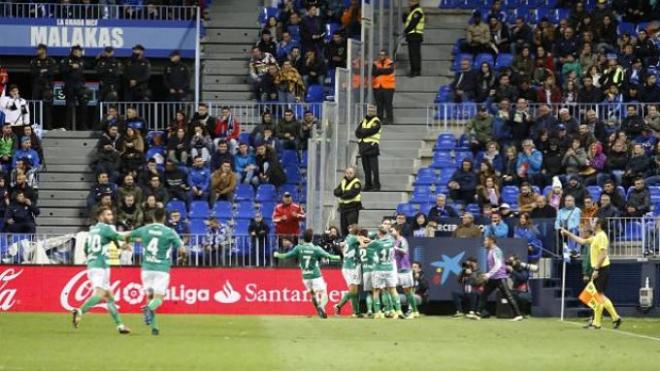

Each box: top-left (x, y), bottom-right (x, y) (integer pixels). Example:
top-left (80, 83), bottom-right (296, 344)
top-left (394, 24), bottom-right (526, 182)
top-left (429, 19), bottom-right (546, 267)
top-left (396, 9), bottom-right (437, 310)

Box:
top-left (466, 312), bottom-right (480, 320)
top-left (453, 311), bottom-right (464, 317)
top-left (510, 316), bottom-right (524, 322)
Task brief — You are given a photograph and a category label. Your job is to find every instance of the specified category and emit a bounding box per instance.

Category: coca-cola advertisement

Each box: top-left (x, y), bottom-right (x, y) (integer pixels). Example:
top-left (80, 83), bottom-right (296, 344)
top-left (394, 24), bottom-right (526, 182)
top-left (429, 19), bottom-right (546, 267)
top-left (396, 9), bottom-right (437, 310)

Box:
top-left (0, 266), bottom-right (352, 315)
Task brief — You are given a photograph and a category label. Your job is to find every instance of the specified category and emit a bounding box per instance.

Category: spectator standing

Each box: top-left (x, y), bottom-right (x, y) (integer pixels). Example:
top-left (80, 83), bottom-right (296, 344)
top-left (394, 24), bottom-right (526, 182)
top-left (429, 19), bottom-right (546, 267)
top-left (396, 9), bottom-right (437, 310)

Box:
top-left (248, 212), bottom-right (270, 264)
top-left (300, 5), bottom-right (325, 54)
top-left (188, 156), bottom-right (211, 203)
top-left (372, 49), bottom-right (396, 125)
top-left (60, 45), bottom-right (88, 130)
top-left (0, 85), bottom-right (30, 131)
top-left (210, 161), bottom-right (237, 204)
top-left (3, 191), bottom-right (38, 233)
top-left (333, 167), bottom-right (362, 236)
top-left (29, 44), bottom-right (56, 129)
top-left (272, 192), bottom-right (305, 252)
top-left (163, 51), bottom-right (190, 101)
top-left (124, 44), bottom-right (151, 101)
top-left (355, 104), bottom-right (382, 191)
top-left (463, 11), bottom-right (490, 55)
top-left (95, 46), bottom-right (122, 103)
top-left (403, 0), bottom-right (425, 77)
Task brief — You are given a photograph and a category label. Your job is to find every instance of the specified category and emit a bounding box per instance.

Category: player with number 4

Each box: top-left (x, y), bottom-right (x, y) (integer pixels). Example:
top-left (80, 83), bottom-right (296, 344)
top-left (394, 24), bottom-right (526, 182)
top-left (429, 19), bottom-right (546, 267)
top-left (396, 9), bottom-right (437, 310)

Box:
top-left (72, 207), bottom-right (132, 334)
top-left (126, 208), bottom-right (185, 336)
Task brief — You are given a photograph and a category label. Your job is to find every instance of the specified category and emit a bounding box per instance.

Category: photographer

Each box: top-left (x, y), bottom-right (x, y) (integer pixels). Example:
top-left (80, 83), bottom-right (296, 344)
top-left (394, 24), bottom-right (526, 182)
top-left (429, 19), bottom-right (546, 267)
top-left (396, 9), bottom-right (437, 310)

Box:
top-left (320, 226), bottom-right (342, 256)
top-left (0, 85), bottom-right (30, 130)
top-left (412, 261), bottom-right (429, 313)
top-left (452, 257), bottom-right (482, 319)
top-left (505, 255), bottom-right (537, 314)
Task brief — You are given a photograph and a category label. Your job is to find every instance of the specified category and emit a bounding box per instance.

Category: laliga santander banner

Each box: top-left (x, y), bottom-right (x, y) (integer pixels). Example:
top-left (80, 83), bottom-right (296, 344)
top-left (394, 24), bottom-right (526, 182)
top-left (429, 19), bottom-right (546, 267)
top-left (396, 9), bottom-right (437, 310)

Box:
top-left (0, 266), bottom-right (351, 315)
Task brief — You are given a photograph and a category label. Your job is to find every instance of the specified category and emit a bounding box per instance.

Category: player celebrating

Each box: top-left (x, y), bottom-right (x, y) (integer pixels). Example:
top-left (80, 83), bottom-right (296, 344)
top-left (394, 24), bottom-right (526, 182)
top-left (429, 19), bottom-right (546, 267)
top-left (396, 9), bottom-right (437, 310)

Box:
top-left (72, 207), bottom-right (131, 334)
top-left (358, 229), bottom-right (376, 316)
top-left (391, 225), bottom-right (419, 319)
top-left (365, 226), bottom-right (404, 319)
top-left (275, 228), bottom-right (341, 318)
top-left (127, 208), bottom-right (184, 336)
top-left (334, 224), bottom-right (362, 317)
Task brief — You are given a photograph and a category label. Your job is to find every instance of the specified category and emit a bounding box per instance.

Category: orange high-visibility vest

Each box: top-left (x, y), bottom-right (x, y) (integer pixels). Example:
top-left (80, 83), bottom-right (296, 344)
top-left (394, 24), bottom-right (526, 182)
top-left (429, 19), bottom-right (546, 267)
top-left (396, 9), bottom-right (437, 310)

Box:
top-left (372, 58), bottom-right (396, 89)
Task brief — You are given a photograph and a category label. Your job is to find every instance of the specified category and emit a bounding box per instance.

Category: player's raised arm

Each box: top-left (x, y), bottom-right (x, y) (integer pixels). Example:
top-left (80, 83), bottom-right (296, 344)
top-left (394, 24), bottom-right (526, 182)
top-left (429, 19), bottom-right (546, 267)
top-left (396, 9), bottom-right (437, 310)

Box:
top-left (274, 244), bottom-right (299, 260)
top-left (316, 245), bottom-right (341, 261)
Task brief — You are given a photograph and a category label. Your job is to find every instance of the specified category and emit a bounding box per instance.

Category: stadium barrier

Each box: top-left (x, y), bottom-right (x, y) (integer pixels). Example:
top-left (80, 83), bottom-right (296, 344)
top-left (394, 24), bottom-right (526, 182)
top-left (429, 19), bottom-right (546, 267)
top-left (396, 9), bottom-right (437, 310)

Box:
top-left (426, 102), bottom-right (660, 132)
top-left (0, 2), bottom-right (196, 21)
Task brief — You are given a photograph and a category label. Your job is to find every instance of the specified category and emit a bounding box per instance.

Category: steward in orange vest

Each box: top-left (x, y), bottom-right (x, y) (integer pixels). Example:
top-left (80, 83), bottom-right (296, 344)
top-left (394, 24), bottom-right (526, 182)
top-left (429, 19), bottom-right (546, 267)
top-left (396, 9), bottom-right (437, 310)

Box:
top-left (372, 50), bottom-right (396, 124)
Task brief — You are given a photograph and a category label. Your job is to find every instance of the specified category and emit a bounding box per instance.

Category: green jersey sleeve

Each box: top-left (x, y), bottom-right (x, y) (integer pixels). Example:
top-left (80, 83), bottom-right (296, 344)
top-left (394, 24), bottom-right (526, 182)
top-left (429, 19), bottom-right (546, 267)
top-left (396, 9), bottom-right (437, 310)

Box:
top-left (315, 245), bottom-right (340, 261)
top-left (277, 245), bottom-right (300, 260)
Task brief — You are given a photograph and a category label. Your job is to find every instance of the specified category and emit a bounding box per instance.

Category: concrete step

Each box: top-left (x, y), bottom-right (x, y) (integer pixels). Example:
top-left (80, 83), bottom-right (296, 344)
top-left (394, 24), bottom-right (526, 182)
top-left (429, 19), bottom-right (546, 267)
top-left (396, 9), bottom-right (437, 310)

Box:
top-left (380, 126), bottom-right (429, 140)
top-left (391, 107), bottom-right (429, 119)
top-left (204, 83), bottom-right (252, 92)
top-left (395, 76), bottom-right (451, 93)
top-left (42, 138), bottom-right (98, 149)
top-left (397, 60), bottom-right (452, 73)
top-left (378, 145), bottom-right (421, 158)
top-left (44, 157), bottom-right (91, 165)
top-left (357, 156), bottom-right (416, 169)
top-left (42, 130), bottom-right (97, 139)
top-left (360, 191), bottom-right (406, 205)
top-left (202, 91), bottom-right (253, 101)
top-left (205, 28), bottom-right (260, 44)
top-left (39, 173), bottom-right (95, 182)
top-left (358, 209), bottom-right (396, 226)
top-left (203, 75), bottom-right (247, 85)
top-left (36, 217), bottom-right (88, 226)
top-left (397, 44), bottom-right (454, 61)
top-left (41, 164), bottom-right (91, 173)
top-left (39, 181), bottom-right (93, 190)
top-left (205, 13), bottom-right (260, 28)
top-left (208, 4), bottom-right (260, 15)
top-left (201, 52), bottom-right (250, 61)
top-left (40, 190), bottom-right (87, 200)
top-left (43, 147), bottom-right (95, 159)
top-left (38, 199), bottom-right (86, 208)
top-left (202, 44), bottom-right (253, 54)
top-left (40, 208), bottom-right (86, 218)
top-left (203, 60), bottom-right (248, 69)
top-left (393, 117), bottom-right (427, 125)
top-left (394, 92), bottom-right (437, 107)
top-left (399, 29), bottom-right (464, 45)
top-left (37, 226), bottom-right (85, 234)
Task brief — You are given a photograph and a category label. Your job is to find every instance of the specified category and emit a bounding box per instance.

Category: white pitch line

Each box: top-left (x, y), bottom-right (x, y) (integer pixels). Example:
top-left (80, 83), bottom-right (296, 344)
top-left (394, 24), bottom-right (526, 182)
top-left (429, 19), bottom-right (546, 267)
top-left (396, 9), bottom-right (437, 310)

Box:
top-left (562, 320), bottom-right (660, 342)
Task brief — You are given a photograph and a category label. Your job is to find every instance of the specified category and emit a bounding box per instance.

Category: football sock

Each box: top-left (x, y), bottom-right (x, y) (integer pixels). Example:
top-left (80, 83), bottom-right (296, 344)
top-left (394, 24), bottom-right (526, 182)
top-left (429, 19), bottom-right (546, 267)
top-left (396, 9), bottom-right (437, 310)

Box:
top-left (407, 292), bottom-right (418, 312)
top-left (365, 294), bottom-right (373, 313)
top-left (392, 291), bottom-right (402, 312)
top-left (603, 298), bottom-right (620, 321)
top-left (337, 292), bottom-right (351, 308)
top-left (320, 293), bottom-right (328, 309)
top-left (311, 293), bottom-right (319, 309)
top-left (350, 293), bottom-right (360, 315)
top-left (106, 297), bottom-right (123, 326)
top-left (593, 303), bottom-right (604, 327)
top-left (373, 293), bottom-right (381, 313)
top-left (382, 292), bottom-right (392, 312)
top-left (148, 297), bottom-right (163, 312)
top-left (80, 295), bottom-right (103, 314)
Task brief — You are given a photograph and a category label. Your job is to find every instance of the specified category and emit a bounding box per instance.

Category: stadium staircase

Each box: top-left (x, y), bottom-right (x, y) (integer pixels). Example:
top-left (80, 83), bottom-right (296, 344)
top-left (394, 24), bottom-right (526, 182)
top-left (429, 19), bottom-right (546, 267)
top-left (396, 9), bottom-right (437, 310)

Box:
top-left (356, 8), bottom-right (470, 228)
top-left (202, 0), bottom-right (262, 102)
top-left (37, 130), bottom-right (97, 235)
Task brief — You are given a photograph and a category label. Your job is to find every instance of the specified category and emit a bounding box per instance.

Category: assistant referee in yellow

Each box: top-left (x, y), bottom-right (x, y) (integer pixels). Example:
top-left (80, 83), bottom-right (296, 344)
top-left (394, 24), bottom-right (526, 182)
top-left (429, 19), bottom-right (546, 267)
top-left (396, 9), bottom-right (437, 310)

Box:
top-left (561, 218), bottom-right (622, 330)
top-left (403, 0), bottom-right (425, 77)
top-left (333, 167), bottom-right (362, 236)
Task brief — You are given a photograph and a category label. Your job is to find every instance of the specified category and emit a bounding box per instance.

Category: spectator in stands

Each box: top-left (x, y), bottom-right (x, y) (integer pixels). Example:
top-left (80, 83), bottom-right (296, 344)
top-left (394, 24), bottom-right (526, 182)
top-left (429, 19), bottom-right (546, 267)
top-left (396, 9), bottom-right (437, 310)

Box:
top-left (249, 212), bottom-right (270, 259)
top-left (623, 57), bottom-right (646, 90)
top-left (372, 49), bottom-right (396, 125)
top-left (277, 32), bottom-right (300, 63)
top-left (167, 110), bottom-right (188, 138)
top-left (60, 46), bottom-right (88, 129)
top-left (537, 76), bottom-right (562, 104)
top-left (10, 159), bottom-right (37, 190)
top-left (517, 182), bottom-right (539, 214)
top-left (394, 213), bottom-right (412, 237)
top-left (20, 126), bottom-right (41, 166)
top-left (581, 195), bottom-right (599, 228)
top-left (555, 194), bottom-right (582, 254)
top-left (463, 11), bottom-right (490, 55)
top-left (515, 213), bottom-right (543, 261)
top-left (29, 44), bottom-right (56, 129)
top-left (622, 105), bottom-right (647, 138)
top-left (255, 143), bottom-right (286, 187)
top-left (100, 106), bottom-right (122, 132)
top-left (448, 158), bottom-right (477, 205)
top-left (163, 50), bottom-right (190, 101)
top-left (576, 123), bottom-right (597, 148)
top-left (276, 109), bottom-right (300, 150)
top-left (488, 16), bottom-right (510, 54)
top-left (411, 212), bottom-right (428, 238)
top-left (569, 2), bottom-right (588, 30)
top-left (475, 62), bottom-right (496, 103)
top-left (188, 156), bottom-right (210, 203)
top-left (142, 195), bottom-right (159, 223)
top-left (125, 44), bottom-right (151, 101)
top-left (596, 193), bottom-right (620, 219)
top-left (532, 57), bottom-right (555, 86)
top-left (298, 110), bottom-right (318, 151)
top-left (164, 159), bottom-right (190, 206)
top-left (301, 5), bottom-right (325, 54)
top-left (510, 98), bottom-right (533, 143)
top-left (564, 176), bottom-right (588, 208)
top-left (210, 161), bottom-right (237, 204)
top-left (554, 27), bottom-right (579, 64)
top-left (484, 212), bottom-right (508, 238)
top-left (96, 46), bottom-right (121, 103)
top-left (623, 143), bottom-right (652, 188)
top-left (501, 145), bottom-right (519, 186)
top-left (512, 46), bottom-right (534, 82)
top-left (116, 194), bottom-right (143, 231)
top-left (117, 173), bottom-right (143, 205)
top-left (189, 124), bottom-right (213, 163)
top-left (233, 142), bottom-right (257, 185)
top-left (646, 105), bottom-right (660, 133)
top-left (464, 106), bottom-right (492, 154)
top-left (257, 30), bottom-right (277, 57)
top-left (260, 64), bottom-right (280, 102)
top-left (167, 128), bottom-right (190, 165)
top-left (263, 16), bottom-right (281, 42)
top-left (272, 192), bottom-right (304, 245)
top-left (119, 127), bottom-right (145, 173)
top-left (546, 177), bottom-right (564, 210)
top-left (625, 177), bottom-right (651, 217)
top-left (12, 137), bottom-right (40, 170)
top-left (641, 75), bottom-right (660, 103)
top-left (579, 76), bottom-right (603, 103)
top-left (451, 59), bottom-right (478, 103)
top-left (494, 74), bottom-right (518, 104)
top-left (531, 194), bottom-right (556, 219)
top-left (475, 141), bottom-right (504, 174)
top-left (516, 139), bottom-right (543, 186)
top-left (582, 141), bottom-right (606, 186)
top-left (249, 46), bottom-right (277, 101)
top-left (578, 42), bottom-right (597, 74)
top-left (341, 0), bottom-right (361, 39)
top-left (167, 210), bottom-right (190, 239)
top-left (143, 174), bottom-right (169, 209)
top-left (326, 33), bottom-right (347, 69)
top-left (562, 138), bottom-right (587, 177)
top-left (137, 159), bottom-right (163, 187)
top-left (276, 60), bottom-right (305, 103)
top-left (190, 103), bottom-right (215, 130)
top-left (211, 140), bottom-right (234, 173)
top-left (93, 134), bottom-right (121, 183)
top-left (302, 50), bottom-right (326, 87)
top-left (541, 139), bottom-right (564, 185)
top-left (427, 193), bottom-right (458, 222)
top-left (601, 55), bottom-right (624, 89)
top-left (645, 142), bottom-right (660, 186)
top-left (287, 47), bottom-right (305, 73)
top-left (452, 212), bottom-right (482, 238)
top-left (3, 191), bottom-right (38, 233)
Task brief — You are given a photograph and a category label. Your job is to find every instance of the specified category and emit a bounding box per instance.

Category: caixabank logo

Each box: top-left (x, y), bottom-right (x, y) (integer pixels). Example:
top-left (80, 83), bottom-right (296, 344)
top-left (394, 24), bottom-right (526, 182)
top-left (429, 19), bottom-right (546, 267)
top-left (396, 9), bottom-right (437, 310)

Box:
top-left (430, 251), bottom-right (465, 286)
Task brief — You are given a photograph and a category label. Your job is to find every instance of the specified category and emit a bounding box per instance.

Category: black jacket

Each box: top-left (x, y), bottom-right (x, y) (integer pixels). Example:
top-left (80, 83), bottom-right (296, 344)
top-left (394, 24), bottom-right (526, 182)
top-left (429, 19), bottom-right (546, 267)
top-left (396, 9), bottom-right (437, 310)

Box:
top-left (578, 86), bottom-right (603, 103)
top-left (596, 204), bottom-right (620, 219)
top-left (427, 204), bottom-right (459, 222)
top-left (256, 147), bottom-right (286, 186)
top-left (29, 56), bottom-right (57, 87)
top-left (125, 56), bottom-right (151, 86)
top-left (355, 116), bottom-right (381, 156)
top-left (164, 168), bottom-right (189, 193)
top-left (96, 56), bottom-right (122, 85)
top-left (164, 61), bottom-right (191, 91)
top-left (531, 204), bottom-right (557, 219)
top-left (622, 115), bottom-right (647, 137)
top-left (4, 201), bottom-right (38, 226)
top-left (626, 187), bottom-right (651, 215)
top-left (60, 55), bottom-right (85, 87)
top-left (451, 70), bottom-right (478, 96)
top-left (333, 176), bottom-right (362, 211)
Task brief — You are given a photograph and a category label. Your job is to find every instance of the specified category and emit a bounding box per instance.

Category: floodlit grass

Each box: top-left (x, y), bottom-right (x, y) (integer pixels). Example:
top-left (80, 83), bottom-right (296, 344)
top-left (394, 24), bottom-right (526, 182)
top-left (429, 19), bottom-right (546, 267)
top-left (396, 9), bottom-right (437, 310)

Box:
top-left (1, 313), bottom-right (660, 370)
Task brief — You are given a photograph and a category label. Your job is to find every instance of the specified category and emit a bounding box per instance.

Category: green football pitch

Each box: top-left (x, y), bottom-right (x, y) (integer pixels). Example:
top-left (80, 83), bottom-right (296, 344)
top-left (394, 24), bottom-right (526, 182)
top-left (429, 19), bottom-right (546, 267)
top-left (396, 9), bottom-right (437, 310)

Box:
top-left (1, 313), bottom-right (660, 371)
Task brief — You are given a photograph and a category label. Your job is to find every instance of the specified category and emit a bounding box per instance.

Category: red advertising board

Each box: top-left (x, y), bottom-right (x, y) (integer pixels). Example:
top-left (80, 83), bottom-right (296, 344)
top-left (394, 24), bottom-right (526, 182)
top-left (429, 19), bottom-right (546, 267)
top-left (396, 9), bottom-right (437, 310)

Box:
top-left (0, 266), bottom-right (351, 315)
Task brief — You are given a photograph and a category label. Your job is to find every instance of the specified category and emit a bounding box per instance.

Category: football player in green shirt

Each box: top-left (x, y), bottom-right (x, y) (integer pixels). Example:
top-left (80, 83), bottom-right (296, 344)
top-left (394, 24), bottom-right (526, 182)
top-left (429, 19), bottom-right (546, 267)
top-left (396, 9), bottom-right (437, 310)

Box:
top-left (274, 228), bottom-right (341, 318)
top-left (366, 226), bottom-right (404, 319)
top-left (358, 229), bottom-right (377, 316)
top-left (334, 224), bottom-right (362, 317)
top-left (126, 208), bottom-right (184, 336)
top-left (72, 207), bottom-right (131, 334)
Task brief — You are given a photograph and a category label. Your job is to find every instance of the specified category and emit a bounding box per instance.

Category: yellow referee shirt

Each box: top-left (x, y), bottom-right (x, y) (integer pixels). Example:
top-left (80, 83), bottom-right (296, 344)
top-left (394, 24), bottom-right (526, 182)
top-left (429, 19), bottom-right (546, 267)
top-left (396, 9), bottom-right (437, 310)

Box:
top-left (590, 231), bottom-right (610, 269)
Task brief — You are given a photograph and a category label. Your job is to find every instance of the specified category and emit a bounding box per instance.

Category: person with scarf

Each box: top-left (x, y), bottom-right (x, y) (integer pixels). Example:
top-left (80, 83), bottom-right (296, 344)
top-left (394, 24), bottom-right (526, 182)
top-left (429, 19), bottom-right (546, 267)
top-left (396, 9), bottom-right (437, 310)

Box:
top-left (275, 60), bottom-right (305, 103)
top-left (546, 176), bottom-right (564, 210)
top-left (582, 141), bottom-right (607, 185)
top-left (209, 106), bottom-right (241, 154)
top-left (475, 141), bottom-right (504, 174)
top-left (116, 193), bottom-right (143, 231)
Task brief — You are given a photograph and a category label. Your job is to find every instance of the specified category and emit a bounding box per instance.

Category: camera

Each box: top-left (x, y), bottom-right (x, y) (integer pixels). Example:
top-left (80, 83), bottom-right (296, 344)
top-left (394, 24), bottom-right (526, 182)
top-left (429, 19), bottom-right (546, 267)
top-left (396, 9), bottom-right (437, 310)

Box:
top-left (461, 261), bottom-right (473, 275)
top-left (506, 255), bottom-right (539, 273)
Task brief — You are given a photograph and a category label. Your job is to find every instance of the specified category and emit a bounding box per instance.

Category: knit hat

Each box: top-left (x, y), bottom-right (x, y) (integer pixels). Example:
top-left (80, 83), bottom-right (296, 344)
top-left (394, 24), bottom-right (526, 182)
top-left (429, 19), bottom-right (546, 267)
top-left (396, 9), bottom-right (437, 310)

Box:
top-left (552, 176), bottom-right (562, 190)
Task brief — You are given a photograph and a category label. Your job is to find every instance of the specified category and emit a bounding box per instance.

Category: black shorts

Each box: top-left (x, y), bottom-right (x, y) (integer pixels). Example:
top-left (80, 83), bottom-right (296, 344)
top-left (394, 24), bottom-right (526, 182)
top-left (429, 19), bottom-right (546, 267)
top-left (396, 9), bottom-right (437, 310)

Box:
top-left (594, 266), bottom-right (610, 293)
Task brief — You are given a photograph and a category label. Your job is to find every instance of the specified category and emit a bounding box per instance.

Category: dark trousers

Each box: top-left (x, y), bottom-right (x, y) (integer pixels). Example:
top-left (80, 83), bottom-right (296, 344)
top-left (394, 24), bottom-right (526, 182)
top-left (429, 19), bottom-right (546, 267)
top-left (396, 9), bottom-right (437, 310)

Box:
top-left (4, 222), bottom-right (36, 234)
top-left (32, 83), bottom-right (53, 130)
top-left (340, 208), bottom-right (359, 236)
top-left (406, 34), bottom-right (423, 75)
top-left (452, 291), bottom-right (479, 313)
top-left (361, 154), bottom-right (380, 189)
top-left (64, 85), bottom-right (88, 130)
top-left (373, 88), bottom-right (394, 123)
top-left (478, 278), bottom-right (522, 317)
top-left (449, 189), bottom-right (475, 204)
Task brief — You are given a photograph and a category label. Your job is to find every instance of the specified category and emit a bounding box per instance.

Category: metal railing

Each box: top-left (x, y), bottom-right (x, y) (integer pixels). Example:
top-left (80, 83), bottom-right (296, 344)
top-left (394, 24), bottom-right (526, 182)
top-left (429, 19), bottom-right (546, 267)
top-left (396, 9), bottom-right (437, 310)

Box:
top-left (98, 101), bottom-right (324, 133)
top-left (26, 100), bottom-right (44, 134)
top-left (426, 102), bottom-right (660, 132)
top-left (0, 233), bottom-right (343, 268)
top-left (0, 2), bottom-right (197, 21)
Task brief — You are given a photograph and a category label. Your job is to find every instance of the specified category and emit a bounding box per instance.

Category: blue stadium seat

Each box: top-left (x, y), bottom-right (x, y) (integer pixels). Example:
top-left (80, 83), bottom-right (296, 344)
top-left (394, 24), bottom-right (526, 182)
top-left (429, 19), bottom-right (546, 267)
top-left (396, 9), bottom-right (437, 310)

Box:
top-left (532, 186), bottom-right (541, 195)
top-left (587, 186), bottom-right (602, 201)
top-left (234, 184), bottom-right (255, 202)
top-left (435, 133), bottom-right (456, 150)
top-left (396, 202), bottom-right (418, 217)
top-left (235, 220), bottom-right (250, 236)
top-left (542, 185), bottom-right (552, 195)
top-left (278, 184), bottom-right (299, 201)
top-left (410, 190), bottom-right (434, 205)
top-left (419, 203), bottom-right (434, 215)
top-left (189, 219), bottom-right (207, 235)
top-left (305, 85), bottom-right (325, 102)
top-left (284, 167), bottom-right (302, 184)
top-left (636, 22), bottom-right (649, 33)
top-left (435, 85), bottom-right (452, 103)
top-left (534, 6), bottom-right (551, 23)
top-left (473, 53), bottom-right (494, 69)
top-left (260, 202), bottom-right (276, 219)
top-left (414, 171), bottom-right (435, 186)
top-left (502, 186), bottom-right (519, 204)
top-left (617, 22), bottom-right (636, 35)
top-left (454, 151), bottom-right (473, 167)
top-left (280, 150), bottom-right (298, 165)
top-left (166, 200), bottom-right (187, 215)
top-left (324, 22), bottom-right (342, 43)
top-left (238, 132), bottom-right (251, 145)
top-left (617, 221), bottom-right (642, 241)
top-left (235, 202), bottom-right (256, 220)
top-left (146, 131), bottom-right (165, 146)
top-left (495, 53), bottom-right (513, 69)
top-left (549, 8), bottom-right (569, 23)
top-left (432, 151), bottom-right (454, 169)
top-left (145, 147), bottom-right (165, 164)
top-left (259, 7), bottom-right (278, 25)
top-left (466, 203), bottom-right (481, 215)
top-left (300, 151), bottom-right (308, 167)
top-left (189, 201), bottom-right (211, 219)
top-left (256, 184), bottom-right (277, 202)
top-left (213, 201), bottom-right (233, 220)
top-left (435, 171), bottom-right (453, 187)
